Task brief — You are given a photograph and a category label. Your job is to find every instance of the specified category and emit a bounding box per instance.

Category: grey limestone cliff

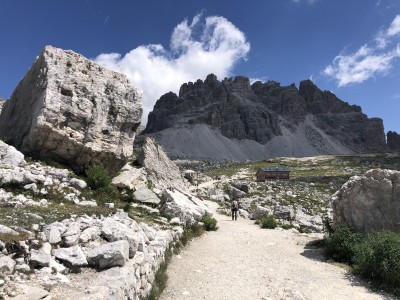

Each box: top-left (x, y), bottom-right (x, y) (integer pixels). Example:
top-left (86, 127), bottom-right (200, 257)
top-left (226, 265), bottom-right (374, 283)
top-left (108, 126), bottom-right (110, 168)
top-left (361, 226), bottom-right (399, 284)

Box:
top-left (142, 74), bottom-right (387, 160)
top-left (0, 46), bottom-right (142, 175)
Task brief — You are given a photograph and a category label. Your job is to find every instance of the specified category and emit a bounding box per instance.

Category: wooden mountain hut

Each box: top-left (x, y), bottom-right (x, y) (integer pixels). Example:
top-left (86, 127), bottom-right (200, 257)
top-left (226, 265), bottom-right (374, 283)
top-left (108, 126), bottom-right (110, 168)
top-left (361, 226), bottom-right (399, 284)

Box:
top-left (256, 167), bottom-right (290, 181)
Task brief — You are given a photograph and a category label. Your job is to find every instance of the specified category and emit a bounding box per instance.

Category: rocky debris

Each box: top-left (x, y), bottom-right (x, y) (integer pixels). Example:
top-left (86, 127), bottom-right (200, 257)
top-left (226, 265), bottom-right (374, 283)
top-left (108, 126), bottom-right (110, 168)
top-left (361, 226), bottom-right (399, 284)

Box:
top-left (0, 45), bottom-right (142, 175)
top-left (142, 74), bottom-right (388, 161)
top-left (160, 189), bottom-right (211, 226)
top-left (100, 216), bottom-right (142, 258)
top-left (138, 137), bottom-right (188, 191)
top-left (111, 164), bottom-right (147, 190)
top-left (294, 207), bottom-right (323, 232)
top-left (29, 243), bottom-right (51, 268)
top-left (87, 240), bottom-right (129, 269)
top-left (0, 209), bottom-right (185, 299)
top-left (273, 205), bottom-right (295, 220)
top-left (387, 131), bottom-right (400, 150)
top-left (0, 224), bottom-right (19, 236)
top-left (9, 285), bottom-right (49, 300)
top-left (53, 245), bottom-right (88, 267)
top-left (133, 187), bottom-right (160, 205)
top-left (0, 141), bottom-right (25, 167)
top-left (332, 168), bottom-right (400, 233)
top-left (0, 256), bottom-right (16, 275)
top-left (253, 206), bottom-right (272, 220)
top-left (0, 156), bottom-right (91, 209)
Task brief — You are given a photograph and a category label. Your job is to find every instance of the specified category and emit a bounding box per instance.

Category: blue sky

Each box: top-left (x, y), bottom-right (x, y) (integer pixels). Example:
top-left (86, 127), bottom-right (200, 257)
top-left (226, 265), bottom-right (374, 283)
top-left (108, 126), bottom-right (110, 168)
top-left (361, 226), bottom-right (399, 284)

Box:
top-left (1, 0), bottom-right (399, 133)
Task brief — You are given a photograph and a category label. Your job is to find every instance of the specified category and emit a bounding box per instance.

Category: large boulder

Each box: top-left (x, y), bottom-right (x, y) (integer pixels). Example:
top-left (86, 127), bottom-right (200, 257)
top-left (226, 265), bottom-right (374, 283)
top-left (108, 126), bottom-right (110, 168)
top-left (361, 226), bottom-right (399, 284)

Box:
top-left (160, 189), bottom-right (211, 226)
top-left (0, 45), bottom-right (142, 175)
top-left (332, 169), bottom-right (400, 233)
top-left (138, 137), bottom-right (188, 191)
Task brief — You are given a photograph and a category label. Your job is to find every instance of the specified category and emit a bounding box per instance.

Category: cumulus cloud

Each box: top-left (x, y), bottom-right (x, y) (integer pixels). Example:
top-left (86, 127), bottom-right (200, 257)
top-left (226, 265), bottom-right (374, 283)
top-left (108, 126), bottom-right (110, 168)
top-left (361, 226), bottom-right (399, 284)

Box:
top-left (324, 15), bottom-right (400, 86)
top-left (94, 14), bottom-right (250, 124)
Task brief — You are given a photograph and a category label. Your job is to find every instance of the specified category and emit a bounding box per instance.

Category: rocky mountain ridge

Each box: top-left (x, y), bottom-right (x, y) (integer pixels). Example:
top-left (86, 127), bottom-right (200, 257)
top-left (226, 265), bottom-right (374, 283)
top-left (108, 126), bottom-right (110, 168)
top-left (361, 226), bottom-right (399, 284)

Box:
top-left (143, 74), bottom-right (391, 161)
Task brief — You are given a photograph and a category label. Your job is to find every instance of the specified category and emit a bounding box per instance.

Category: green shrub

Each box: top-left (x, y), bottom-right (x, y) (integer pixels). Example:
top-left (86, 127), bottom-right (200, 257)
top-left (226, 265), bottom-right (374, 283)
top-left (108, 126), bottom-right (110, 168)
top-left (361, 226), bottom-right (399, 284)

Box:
top-left (259, 215), bottom-right (277, 229)
top-left (201, 213), bottom-right (218, 231)
top-left (85, 165), bottom-right (112, 190)
top-left (353, 231), bottom-right (400, 294)
top-left (325, 225), bottom-right (362, 264)
top-left (280, 223), bottom-right (295, 230)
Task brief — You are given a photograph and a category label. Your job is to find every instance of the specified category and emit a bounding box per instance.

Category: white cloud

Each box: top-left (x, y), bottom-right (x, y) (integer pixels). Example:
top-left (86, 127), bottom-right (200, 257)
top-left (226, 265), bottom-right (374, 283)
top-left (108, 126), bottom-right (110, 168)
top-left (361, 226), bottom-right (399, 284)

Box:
top-left (94, 14), bottom-right (250, 124)
top-left (324, 15), bottom-right (400, 86)
top-left (387, 15), bottom-right (400, 36)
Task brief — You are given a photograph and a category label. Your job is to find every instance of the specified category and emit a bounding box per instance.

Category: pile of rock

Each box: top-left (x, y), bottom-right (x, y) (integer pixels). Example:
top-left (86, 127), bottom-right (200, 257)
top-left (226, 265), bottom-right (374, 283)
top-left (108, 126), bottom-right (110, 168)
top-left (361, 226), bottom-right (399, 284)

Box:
top-left (0, 210), bottom-right (183, 299)
top-left (0, 141), bottom-right (93, 209)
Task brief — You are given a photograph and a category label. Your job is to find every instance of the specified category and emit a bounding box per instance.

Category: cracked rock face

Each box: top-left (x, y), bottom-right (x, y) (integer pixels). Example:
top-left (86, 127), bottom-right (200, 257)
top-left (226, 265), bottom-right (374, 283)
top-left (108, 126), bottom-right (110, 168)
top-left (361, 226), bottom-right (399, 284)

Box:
top-left (332, 168), bottom-right (400, 233)
top-left (0, 45), bottom-right (142, 175)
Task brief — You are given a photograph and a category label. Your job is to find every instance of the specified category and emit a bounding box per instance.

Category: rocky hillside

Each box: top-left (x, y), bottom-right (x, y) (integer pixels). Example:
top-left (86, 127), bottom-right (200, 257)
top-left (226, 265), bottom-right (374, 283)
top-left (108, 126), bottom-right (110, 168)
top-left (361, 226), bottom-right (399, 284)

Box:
top-left (142, 74), bottom-right (389, 161)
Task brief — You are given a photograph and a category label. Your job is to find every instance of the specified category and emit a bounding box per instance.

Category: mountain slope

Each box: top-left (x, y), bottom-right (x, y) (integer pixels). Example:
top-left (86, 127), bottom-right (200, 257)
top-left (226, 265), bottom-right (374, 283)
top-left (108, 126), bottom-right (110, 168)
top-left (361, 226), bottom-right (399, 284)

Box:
top-left (142, 74), bottom-right (387, 160)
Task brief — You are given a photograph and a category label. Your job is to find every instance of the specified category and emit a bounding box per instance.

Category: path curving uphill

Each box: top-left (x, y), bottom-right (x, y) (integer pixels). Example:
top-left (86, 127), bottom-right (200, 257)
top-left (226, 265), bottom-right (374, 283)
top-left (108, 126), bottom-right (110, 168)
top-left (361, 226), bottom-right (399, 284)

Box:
top-left (161, 201), bottom-right (391, 300)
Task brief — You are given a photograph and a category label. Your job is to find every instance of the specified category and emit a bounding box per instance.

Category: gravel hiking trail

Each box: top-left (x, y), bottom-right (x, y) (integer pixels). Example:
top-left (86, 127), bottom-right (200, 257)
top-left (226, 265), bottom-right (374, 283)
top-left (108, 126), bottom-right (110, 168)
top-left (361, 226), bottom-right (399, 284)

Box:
top-left (161, 201), bottom-right (393, 300)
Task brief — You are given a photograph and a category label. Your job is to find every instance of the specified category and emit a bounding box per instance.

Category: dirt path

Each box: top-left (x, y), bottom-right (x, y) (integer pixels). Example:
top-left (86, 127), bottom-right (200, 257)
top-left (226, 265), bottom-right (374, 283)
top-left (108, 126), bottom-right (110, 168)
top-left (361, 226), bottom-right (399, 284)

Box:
top-left (161, 201), bottom-right (392, 300)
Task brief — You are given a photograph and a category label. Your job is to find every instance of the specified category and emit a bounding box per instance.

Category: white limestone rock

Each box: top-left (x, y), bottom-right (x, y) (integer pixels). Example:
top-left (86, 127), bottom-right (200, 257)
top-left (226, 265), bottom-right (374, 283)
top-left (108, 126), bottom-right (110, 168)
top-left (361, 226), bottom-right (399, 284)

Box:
top-left (70, 178), bottom-right (87, 189)
top-left (87, 240), bottom-right (129, 269)
top-left (133, 187), bottom-right (160, 205)
top-left (53, 245), bottom-right (88, 267)
top-left (0, 255), bottom-right (16, 275)
top-left (100, 218), bottom-right (140, 258)
top-left (252, 205), bottom-right (272, 220)
top-left (160, 189), bottom-right (211, 227)
top-left (79, 227), bottom-right (100, 243)
top-left (138, 137), bottom-right (188, 191)
top-left (78, 200), bottom-right (97, 207)
top-left (112, 164), bottom-right (147, 190)
top-left (0, 45), bottom-right (142, 175)
top-left (333, 168), bottom-right (400, 233)
top-left (29, 243), bottom-right (52, 268)
top-left (273, 205), bottom-right (295, 220)
top-left (0, 224), bottom-right (19, 236)
top-left (9, 285), bottom-right (49, 300)
top-left (0, 140), bottom-right (25, 167)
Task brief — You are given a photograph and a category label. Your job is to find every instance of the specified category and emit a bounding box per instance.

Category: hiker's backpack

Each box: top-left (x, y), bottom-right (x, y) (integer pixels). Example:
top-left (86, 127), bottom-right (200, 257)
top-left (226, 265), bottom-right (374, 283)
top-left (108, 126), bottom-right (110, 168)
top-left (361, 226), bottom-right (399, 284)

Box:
top-left (232, 200), bottom-right (238, 209)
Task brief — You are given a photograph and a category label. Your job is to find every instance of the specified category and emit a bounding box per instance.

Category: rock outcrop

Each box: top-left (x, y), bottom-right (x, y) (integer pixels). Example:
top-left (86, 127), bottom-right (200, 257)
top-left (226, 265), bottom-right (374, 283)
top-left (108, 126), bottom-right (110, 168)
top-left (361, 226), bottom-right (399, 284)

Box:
top-left (142, 74), bottom-right (388, 161)
top-left (0, 97), bottom-right (5, 114)
top-left (138, 137), bottom-right (188, 191)
top-left (387, 131), bottom-right (400, 150)
top-left (332, 169), bottom-right (400, 233)
top-left (0, 45), bottom-right (142, 175)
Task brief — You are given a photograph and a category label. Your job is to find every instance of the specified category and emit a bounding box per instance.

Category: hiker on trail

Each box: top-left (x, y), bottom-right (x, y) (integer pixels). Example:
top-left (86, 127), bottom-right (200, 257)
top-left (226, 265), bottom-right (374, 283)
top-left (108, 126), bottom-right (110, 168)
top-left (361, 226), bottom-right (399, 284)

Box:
top-left (231, 198), bottom-right (239, 221)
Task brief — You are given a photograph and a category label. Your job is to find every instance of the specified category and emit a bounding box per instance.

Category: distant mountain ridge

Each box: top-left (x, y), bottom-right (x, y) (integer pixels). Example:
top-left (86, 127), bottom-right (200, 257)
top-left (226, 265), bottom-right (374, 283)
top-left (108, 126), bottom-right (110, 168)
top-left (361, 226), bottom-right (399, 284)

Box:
top-left (141, 74), bottom-right (391, 160)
